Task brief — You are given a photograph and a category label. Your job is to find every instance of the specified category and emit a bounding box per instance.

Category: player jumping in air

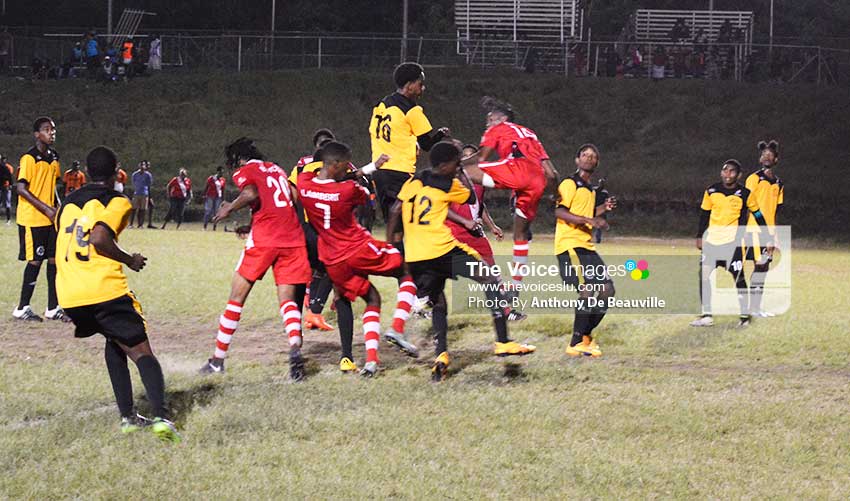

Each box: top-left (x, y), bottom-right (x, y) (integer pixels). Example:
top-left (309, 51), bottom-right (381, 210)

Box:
top-left (554, 144), bottom-right (617, 357)
top-left (691, 159), bottom-right (770, 328)
top-left (56, 146), bottom-right (180, 442)
top-left (470, 97), bottom-right (559, 290)
top-left (370, 62), bottom-right (450, 235)
top-left (298, 141), bottom-right (418, 372)
top-left (389, 142), bottom-right (535, 382)
top-left (13, 117), bottom-right (71, 322)
top-left (199, 138), bottom-right (311, 381)
top-left (745, 140), bottom-right (783, 317)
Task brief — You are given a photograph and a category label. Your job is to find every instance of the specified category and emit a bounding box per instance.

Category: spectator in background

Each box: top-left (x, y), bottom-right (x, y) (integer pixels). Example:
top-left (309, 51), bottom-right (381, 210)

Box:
top-left (130, 160), bottom-right (153, 228)
top-left (625, 45), bottom-right (643, 77)
top-left (114, 162), bottom-right (128, 193)
top-left (692, 28), bottom-right (708, 79)
top-left (604, 45), bottom-right (620, 77)
top-left (202, 166), bottom-right (226, 231)
top-left (161, 168), bottom-right (192, 230)
top-left (148, 35), bottom-right (162, 71)
top-left (0, 27), bottom-right (13, 74)
top-left (651, 46), bottom-right (667, 82)
top-left (85, 31), bottom-right (100, 79)
top-left (668, 18), bottom-right (690, 44)
top-left (0, 154), bottom-right (14, 224)
top-left (62, 160), bottom-right (86, 196)
top-left (593, 178), bottom-right (610, 244)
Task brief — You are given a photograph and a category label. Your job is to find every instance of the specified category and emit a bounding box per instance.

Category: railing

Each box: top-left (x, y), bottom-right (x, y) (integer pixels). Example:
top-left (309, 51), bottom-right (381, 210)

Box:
top-left (2, 34), bottom-right (847, 87)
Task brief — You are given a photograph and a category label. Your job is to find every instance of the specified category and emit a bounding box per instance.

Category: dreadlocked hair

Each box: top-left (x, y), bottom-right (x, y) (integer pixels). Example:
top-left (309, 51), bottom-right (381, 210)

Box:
top-left (225, 137), bottom-right (264, 168)
top-left (480, 96), bottom-right (515, 122)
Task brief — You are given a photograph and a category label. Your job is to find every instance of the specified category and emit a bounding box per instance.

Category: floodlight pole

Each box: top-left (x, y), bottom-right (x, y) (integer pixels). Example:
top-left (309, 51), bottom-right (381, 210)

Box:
top-left (108, 0), bottom-right (113, 37)
top-left (401, 0), bottom-right (409, 62)
top-left (769, 0), bottom-right (774, 54)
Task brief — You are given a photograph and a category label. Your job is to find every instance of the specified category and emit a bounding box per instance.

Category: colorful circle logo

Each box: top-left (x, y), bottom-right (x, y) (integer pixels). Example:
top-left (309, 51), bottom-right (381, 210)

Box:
top-left (628, 259), bottom-right (650, 280)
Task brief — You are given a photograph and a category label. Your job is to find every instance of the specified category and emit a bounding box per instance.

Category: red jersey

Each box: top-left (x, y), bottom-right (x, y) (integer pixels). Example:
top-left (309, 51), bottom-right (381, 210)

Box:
top-left (167, 176), bottom-right (192, 199)
top-left (447, 182), bottom-right (485, 227)
top-left (233, 160), bottom-right (305, 249)
top-left (296, 171), bottom-right (372, 265)
top-left (480, 121), bottom-right (549, 164)
top-left (205, 175), bottom-right (226, 199)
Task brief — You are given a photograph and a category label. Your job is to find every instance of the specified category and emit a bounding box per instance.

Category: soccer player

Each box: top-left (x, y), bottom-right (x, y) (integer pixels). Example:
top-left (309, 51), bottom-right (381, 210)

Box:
top-left (62, 160), bottom-right (86, 196)
top-left (203, 166), bottom-right (226, 231)
top-left (468, 97), bottom-right (558, 289)
top-left (691, 159), bottom-right (770, 328)
top-left (56, 146), bottom-right (180, 442)
top-left (161, 168), bottom-right (192, 229)
top-left (288, 128), bottom-right (339, 332)
top-left (745, 140), bottom-right (783, 317)
top-left (13, 117), bottom-right (69, 322)
top-left (369, 62), bottom-right (450, 227)
top-left (554, 144), bottom-right (617, 357)
top-left (199, 138), bottom-right (311, 381)
top-left (130, 160), bottom-right (152, 228)
top-left (389, 142), bottom-right (535, 382)
top-left (0, 154), bottom-right (13, 224)
top-left (297, 141), bottom-right (418, 374)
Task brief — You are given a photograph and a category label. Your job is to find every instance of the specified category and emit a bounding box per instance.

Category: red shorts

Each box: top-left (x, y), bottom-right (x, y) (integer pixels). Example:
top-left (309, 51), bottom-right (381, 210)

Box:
top-left (325, 239), bottom-right (403, 301)
top-left (448, 223), bottom-right (495, 265)
top-left (480, 157), bottom-right (546, 221)
top-left (236, 245), bottom-right (312, 285)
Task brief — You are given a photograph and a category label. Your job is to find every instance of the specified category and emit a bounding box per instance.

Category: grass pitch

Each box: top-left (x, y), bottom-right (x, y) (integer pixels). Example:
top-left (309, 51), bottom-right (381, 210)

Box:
top-left (1, 225), bottom-right (849, 499)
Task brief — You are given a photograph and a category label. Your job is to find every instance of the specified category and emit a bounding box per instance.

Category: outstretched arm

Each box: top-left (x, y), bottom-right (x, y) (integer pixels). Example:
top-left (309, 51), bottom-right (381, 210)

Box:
top-left (90, 223), bottom-right (147, 272)
top-left (214, 184), bottom-right (259, 223)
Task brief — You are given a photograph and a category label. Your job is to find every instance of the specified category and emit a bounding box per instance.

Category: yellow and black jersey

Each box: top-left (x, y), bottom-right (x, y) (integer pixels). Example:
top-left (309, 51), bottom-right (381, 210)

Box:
top-left (288, 160), bottom-right (322, 186)
top-left (370, 92), bottom-right (433, 174)
top-left (55, 184), bottom-right (133, 308)
top-left (398, 171), bottom-right (474, 262)
top-left (17, 146), bottom-right (60, 227)
top-left (699, 182), bottom-right (760, 245)
top-left (555, 173), bottom-right (597, 254)
top-left (745, 169), bottom-right (783, 228)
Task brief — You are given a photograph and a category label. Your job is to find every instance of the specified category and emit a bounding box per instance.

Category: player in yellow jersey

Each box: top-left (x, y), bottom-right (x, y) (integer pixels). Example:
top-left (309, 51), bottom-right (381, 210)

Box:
top-left (388, 142), bottom-right (535, 381)
top-left (13, 117), bottom-right (69, 322)
top-left (56, 146), bottom-right (179, 441)
top-left (370, 62), bottom-right (450, 230)
top-left (553, 145), bottom-right (617, 357)
top-left (691, 160), bottom-right (770, 328)
top-left (745, 140), bottom-right (784, 317)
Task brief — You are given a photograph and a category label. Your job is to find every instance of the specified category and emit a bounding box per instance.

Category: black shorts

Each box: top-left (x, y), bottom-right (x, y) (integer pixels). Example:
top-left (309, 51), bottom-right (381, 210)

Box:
top-left (64, 293), bottom-right (148, 347)
top-left (408, 246), bottom-right (481, 303)
top-left (18, 224), bottom-right (56, 261)
top-left (557, 247), bottom-right (613, 288)
top-left (743, 233), bottom-right (772, 265)
top-left (302, 222), bottom-right (326, 273)
top-left (373, 169), bottom-right (413, 221)
top-left (702, 242), bottom-right (744, 274)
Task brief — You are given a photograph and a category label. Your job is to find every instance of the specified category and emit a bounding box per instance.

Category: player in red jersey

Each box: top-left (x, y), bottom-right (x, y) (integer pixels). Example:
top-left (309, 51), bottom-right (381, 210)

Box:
top-left (199, 138), bottom-right (311, 381)
top-left (467, 97), bottom-right (559, 289)
top-left (290, 128), bottom-right (338, 332)
top-left (297, 142), bottom-right (419, 375)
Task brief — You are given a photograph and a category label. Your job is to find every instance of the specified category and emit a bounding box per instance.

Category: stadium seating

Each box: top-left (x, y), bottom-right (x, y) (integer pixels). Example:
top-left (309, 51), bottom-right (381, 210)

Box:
top-left (633, 9), bottom-right (754, 46)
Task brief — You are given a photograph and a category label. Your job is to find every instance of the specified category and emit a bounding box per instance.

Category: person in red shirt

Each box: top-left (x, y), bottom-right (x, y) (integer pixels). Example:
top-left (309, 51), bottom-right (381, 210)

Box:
top-left (465, 97), bottom-right (558, 290)
top-left (297, 142), bottom-right (418, 374)
top-left (203, 166), bottom-right (226, 231)
top-left (199, 138), bottom-right (311, 381)
top-left (160, 168), bottom-right (192, 229)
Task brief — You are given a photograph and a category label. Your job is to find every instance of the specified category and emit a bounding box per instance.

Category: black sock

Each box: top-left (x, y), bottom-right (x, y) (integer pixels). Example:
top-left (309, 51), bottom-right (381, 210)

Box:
top-left (5, 206), bottom-right (10, 222)
top-left (19, 262), bottom-right (41, 309)
top-left (587, 304), bottom-right (609, 333)
top-left (570, 332), bottom-right (584, 346)
top-left (309, 275), bottom-right (333, 315)
top-left (335, 298), bottom-right (354, 360)
top-left (293, 283), bottom-right (307, 314)
top-left (750, 266), bottom-right (768, 312)
top-left (484, 288), bottom-right (510, 343)
top-left (573, 300), bottom-right (592, 338)
top-left (135, 355), bottom-right (166, 419)
top-left (432, 304), bottom-right (448, 355)
top-left (46, 262), bottom-right (58, 310)
top-left (734, 269), bottom-right (749, 316)
top-left (105, 341), bottom-right (134, 417)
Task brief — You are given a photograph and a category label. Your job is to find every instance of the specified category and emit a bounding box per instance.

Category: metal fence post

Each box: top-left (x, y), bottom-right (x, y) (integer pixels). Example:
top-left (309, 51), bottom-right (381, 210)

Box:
top-left (237, 36), bottom-right (242, 72)
top-left (817, 46), bottom-right (822, 85)
top-left (318, 37), bottom-right (322, 68)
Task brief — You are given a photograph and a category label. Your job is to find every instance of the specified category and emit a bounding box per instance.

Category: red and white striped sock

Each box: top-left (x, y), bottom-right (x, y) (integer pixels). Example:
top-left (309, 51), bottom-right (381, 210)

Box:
top-left (214, 300), bottom-right (243, 359)
top-left (363, 306), bottom-right (381, 363)
top-left (391, 276), bottom-right (417, 333)
top-left (280, 300), bottom-right (302, 348)
top-left (512, 240), bottom-right (530, 285)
